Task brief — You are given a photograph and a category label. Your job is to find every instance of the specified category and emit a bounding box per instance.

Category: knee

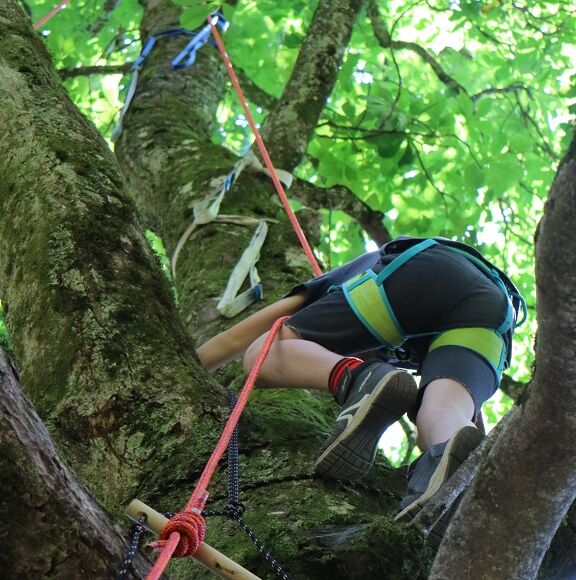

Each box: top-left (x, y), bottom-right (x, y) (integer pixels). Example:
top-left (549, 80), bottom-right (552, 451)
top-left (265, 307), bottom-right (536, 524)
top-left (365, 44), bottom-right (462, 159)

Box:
top-left (243, 334), bottom-right (266, 374)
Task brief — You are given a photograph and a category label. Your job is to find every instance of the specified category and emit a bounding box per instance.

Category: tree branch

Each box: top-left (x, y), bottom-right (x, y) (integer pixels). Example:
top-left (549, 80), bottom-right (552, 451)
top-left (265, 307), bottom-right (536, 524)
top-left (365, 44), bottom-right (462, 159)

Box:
top-left (0, 347), bottom-right (152, 579)
top-left (260, 0), bottom-right (365, 170)
top-left (59, 62), bottom-right (132, 79)
top-left (292, 177), bottom-right (392, 245)
top-left (366, 0), bottom-right (467, 95)
top-left (500, 373), bottom-right (530, 401)
top-left (471, 83), bottom-right (531, 102)
top-left (57, 62), bottom-right (278, 112)
top-left (399, 416), bottom-right (417, 466)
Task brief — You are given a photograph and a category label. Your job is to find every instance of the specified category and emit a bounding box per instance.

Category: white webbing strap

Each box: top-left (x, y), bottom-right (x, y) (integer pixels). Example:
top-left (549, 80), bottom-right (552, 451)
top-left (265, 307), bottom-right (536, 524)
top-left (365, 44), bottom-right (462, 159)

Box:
top-left (243, 149), bottom-right (293, 189)
top-left (216, 220), bottom-right (268, 318)
top-left (170, 151), bottom-right (292, 280)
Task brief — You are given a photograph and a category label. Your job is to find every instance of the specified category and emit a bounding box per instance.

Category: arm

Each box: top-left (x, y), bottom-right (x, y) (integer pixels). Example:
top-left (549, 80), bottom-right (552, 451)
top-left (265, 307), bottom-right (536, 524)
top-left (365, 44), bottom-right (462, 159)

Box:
top-left (196, 291), bottom-right (308, 372)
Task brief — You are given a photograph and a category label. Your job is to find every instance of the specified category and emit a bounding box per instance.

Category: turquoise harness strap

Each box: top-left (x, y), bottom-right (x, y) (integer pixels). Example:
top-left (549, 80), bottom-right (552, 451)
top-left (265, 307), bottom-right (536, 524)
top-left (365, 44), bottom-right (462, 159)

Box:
top-left (375, 238), bottom-right (438, 285)
top-left (441, 247), bottom-right (515, 334)
top-left (343, 239), bottom-right (438, 347)
top-left (343, 271), bottom-right (404, 347)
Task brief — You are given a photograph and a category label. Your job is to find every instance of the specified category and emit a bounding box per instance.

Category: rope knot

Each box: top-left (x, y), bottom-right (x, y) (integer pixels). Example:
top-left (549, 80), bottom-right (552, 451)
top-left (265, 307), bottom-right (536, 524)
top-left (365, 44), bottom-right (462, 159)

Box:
top-left (158, 511), bottom-right (206, 557)
top-left (223, 501), bottom-right (245, 520)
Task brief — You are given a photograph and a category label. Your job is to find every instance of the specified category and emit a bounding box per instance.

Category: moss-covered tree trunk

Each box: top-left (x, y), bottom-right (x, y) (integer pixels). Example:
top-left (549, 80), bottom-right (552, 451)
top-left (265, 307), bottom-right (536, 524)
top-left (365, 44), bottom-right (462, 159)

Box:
top-left (0, 347), bottom-right (151, 578)
top-left (430, 133), bottom-right (576, 579)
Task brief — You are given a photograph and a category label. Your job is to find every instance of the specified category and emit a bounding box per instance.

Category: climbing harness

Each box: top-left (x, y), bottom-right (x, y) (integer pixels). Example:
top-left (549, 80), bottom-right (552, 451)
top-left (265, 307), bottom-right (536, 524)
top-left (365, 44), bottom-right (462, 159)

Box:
top-left (34, 0), bottom-right (69, 30)
top-left (343, 237), bottom-right (527, 377)
top-left (112, 15), bottom-right (228, 141)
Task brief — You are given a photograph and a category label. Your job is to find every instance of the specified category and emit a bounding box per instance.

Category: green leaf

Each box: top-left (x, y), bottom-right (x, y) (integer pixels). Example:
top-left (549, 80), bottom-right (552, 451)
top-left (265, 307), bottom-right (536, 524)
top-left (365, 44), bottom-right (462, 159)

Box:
top-left (375, 133), bottom-right (404, 158)
top-left (284, 32), bottom-right (305, 49)
top-left (398, 142), bottom-right (415, 167)
top-left (342, 101), bottom-right (356, 120)
top-left (222, 4), bottom-right (237, 21)
top-left (464, 163), bottom-right (485, 190)
top-left (180, 6), bottom-right (213, 30)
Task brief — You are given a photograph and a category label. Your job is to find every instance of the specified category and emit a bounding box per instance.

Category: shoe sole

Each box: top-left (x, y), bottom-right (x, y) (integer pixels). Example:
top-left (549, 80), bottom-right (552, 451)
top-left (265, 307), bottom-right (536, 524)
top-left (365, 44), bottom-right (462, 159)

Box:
top-left (314, 371), bottom-right (417, 481)
top-left (394, 426), bottom-right (484, 522)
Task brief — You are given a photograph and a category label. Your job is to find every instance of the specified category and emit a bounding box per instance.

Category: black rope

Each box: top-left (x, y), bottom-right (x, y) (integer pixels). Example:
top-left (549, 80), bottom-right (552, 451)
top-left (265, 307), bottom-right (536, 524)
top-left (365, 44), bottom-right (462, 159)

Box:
top-left (222, 391), bottom-right (290, 580)
top-left (116, 392), bottom-right (290, 579)
top-left (115, 515), bottom-right (147, 579)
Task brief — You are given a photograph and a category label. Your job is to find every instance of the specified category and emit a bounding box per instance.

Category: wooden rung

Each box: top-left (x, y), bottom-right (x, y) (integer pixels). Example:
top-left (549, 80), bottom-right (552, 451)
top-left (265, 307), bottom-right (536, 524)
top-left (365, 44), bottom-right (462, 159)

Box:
top-left (126, 499), bottom-right (262, 580)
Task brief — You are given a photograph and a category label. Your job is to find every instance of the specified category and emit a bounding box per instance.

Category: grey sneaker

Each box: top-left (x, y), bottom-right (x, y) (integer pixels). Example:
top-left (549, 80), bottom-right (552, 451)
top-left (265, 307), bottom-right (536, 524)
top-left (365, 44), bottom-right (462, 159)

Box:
top-left (314, 362), bottom-right (417, 481)
top-left (395, 425), bottom-right (485, 522)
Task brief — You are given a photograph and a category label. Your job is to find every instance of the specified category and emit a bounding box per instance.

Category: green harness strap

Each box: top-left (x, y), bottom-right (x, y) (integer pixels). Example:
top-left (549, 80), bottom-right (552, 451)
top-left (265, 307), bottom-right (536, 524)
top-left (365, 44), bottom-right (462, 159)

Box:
top-left (342, 239), bottom-right (437, 348)
top-left (342, 238), bottom-right (519, 375)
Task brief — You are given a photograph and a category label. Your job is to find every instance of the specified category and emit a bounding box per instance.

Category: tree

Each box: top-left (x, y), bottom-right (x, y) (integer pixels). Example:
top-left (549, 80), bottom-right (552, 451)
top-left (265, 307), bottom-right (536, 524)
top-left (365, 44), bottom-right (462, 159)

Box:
top-left (0, 0), bottom-right (575, 578)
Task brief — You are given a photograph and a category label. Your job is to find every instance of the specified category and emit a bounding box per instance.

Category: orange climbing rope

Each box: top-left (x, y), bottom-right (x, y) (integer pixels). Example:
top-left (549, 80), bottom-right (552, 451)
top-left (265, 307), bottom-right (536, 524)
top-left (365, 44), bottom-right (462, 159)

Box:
top-left (147, 16), bottom-right (324, 580)
top-left (147, 317), bottom-right (291, 579)
top-left (34, 0), bottom-right (69, 30)
top-left (209, 16), bottom-right (322, 278)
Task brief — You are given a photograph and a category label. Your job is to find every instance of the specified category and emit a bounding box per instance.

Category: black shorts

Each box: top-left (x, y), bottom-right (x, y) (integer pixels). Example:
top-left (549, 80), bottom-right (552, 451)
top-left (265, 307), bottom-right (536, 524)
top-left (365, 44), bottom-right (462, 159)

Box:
top-left (287, 245), bottom-right (510, 418)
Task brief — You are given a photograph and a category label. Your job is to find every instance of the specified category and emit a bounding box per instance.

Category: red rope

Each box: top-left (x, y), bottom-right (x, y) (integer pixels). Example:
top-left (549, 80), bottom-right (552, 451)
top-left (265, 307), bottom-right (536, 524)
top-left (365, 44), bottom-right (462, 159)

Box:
top-left (147, 316), bottom-right (291, 580)
top-left (148, 15), bottom-right (328, 578)
top-left (208, 17), bottom-right (322, 278)
top-left (34, 0), bottom-right (69, 30)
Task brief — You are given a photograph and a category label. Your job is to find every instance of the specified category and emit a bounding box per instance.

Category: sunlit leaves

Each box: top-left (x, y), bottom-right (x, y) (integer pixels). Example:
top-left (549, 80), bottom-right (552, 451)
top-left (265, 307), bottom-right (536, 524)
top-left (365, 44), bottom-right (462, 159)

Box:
top-left (29, 0), bottom-right (142, 137)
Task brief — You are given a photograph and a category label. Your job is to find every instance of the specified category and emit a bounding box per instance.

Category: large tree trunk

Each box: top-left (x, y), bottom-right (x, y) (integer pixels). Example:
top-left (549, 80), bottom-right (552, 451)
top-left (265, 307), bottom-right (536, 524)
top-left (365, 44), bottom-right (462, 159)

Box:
top-left (0, 1), bottom-right (235, 518)
top-left (430, 134), bottom-right (576, 578)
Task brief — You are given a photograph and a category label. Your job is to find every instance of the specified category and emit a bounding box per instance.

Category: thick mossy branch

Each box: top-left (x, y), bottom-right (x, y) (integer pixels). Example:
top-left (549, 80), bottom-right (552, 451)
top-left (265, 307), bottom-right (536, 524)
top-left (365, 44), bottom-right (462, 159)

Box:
top-left (0, 347), bottom-right (151, 579)
top-left (260, 0), bottom-right (365, 170)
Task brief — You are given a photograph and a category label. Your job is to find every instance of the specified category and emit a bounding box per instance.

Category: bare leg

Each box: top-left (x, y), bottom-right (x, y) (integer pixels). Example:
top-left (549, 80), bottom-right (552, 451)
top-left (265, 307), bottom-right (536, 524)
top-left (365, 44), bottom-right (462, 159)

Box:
top-left (243, 325), bottom-right (343, 390)
top-left (415, 378), bottom-right (475, 450)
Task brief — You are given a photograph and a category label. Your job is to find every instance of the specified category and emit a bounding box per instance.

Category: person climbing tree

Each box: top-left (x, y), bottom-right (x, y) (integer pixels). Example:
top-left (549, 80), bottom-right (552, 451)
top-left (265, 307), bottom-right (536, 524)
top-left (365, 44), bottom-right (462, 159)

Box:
top-left (197, 235), bottom-right (525, 522)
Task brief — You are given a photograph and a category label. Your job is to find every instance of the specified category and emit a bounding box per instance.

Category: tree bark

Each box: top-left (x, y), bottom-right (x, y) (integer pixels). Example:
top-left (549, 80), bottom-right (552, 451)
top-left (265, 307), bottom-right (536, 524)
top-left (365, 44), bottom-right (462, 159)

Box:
top-left (0, 0), bottom-right (230, 515)
top-left (0, 347), bottom-right (151, 579)
top-left (430, 133), bottom-right (576, 579)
